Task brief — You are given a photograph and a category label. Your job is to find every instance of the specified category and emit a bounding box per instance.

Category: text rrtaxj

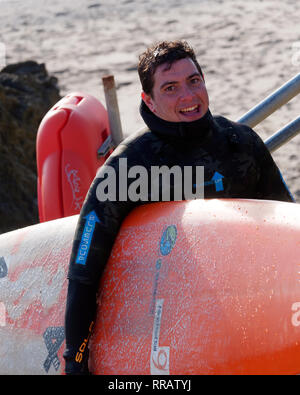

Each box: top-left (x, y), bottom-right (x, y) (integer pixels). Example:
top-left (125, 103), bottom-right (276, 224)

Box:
top-left (107, 379), bottom-right (191, 392)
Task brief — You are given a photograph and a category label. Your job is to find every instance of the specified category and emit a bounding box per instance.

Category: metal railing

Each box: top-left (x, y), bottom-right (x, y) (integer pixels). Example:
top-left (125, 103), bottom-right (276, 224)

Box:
top-left (103, 72), bottom-right (300, 153)
top-left (237, 73), bottom-right (300, 152)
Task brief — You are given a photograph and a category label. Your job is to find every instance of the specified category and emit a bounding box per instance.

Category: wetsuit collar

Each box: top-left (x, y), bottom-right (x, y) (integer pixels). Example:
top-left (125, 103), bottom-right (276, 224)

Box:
top-left (139, 100), bottom-right (214, 140)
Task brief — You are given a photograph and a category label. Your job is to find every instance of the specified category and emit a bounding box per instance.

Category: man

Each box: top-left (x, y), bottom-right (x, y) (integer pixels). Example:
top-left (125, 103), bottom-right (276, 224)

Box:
top-left (63, 40), bottom-right (294, 374)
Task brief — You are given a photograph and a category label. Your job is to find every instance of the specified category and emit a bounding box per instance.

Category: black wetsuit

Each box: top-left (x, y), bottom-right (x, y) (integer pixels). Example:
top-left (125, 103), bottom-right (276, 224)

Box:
top-left (63, 102), bottom-right (294, 374)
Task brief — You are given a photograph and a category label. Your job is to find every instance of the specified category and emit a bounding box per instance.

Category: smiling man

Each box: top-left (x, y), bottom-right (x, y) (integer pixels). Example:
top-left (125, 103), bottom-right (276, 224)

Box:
top-left (142, 56), bottom-right (209, 122)
top-left (63, 40), bottom-right (294, 375)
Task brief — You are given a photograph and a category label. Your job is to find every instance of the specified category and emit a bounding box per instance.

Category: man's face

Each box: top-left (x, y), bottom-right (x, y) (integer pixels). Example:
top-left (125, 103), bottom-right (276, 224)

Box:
top-left (142, 57), bottom-right (209, 123)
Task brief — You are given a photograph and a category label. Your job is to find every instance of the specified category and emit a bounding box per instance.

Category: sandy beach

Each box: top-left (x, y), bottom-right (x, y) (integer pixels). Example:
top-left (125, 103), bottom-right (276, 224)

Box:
top-left (0, 0), bottom-right (299, 200)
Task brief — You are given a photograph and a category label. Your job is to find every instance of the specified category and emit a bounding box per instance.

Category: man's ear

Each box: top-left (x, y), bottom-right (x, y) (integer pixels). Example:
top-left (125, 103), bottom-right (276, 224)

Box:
top-left (141, 91), bottom-right (156, 113)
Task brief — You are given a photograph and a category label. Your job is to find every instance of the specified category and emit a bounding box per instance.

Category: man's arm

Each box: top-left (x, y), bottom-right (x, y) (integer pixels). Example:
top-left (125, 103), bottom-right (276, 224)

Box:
top-left (63, 143), bottom-right (139, 374)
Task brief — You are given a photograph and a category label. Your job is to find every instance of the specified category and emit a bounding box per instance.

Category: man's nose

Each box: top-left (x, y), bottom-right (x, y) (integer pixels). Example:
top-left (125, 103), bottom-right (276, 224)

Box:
top-left (180, 84), bottom-right (195, 101)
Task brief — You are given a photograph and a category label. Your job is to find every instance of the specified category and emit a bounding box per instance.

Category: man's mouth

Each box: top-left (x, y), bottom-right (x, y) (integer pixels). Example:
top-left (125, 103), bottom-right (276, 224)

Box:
top-left (179, 105), bottom-right (199, 114)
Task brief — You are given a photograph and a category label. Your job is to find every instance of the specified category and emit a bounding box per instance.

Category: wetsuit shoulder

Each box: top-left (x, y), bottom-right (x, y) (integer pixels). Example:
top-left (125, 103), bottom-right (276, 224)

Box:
top-left (212, 115), bottom-right (260, 153)
top-left (213, 115), bottom-right (256, 138)
top-left (119, 126), bottom-right (162, 149)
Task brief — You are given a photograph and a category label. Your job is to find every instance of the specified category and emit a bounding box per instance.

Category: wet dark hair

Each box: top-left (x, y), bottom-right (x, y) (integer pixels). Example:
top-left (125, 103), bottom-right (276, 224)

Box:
top-left (138, 40), bottom-right (204, 96)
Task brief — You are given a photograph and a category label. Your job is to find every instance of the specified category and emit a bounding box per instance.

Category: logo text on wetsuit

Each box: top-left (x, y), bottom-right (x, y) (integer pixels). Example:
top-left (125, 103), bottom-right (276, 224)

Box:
top-left (75, 211), bottom-right (100, 265)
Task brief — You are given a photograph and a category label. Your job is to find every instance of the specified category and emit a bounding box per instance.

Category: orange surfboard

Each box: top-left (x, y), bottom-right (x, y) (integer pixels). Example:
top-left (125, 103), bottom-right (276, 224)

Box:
top-left (0, 199), bottom-right (300, 374)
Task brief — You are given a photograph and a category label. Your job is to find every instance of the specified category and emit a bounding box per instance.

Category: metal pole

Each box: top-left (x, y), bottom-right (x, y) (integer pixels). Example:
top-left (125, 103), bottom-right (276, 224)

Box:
top-left (237, 73), bottom-right (300, 128)
top-left (102, 75), bottom-right (124, 146)
top-left (264, 116), bottom-right (300, 153)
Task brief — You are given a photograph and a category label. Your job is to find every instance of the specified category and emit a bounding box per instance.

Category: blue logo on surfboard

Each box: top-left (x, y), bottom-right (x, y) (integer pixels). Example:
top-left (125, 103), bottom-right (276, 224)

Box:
top-left (160, 225), bottom-right (177, 256)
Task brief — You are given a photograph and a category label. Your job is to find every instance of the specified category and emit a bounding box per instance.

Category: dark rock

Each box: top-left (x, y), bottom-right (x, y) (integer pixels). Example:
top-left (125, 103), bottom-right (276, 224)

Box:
top-left (0, 60), bottom-right (61, 234)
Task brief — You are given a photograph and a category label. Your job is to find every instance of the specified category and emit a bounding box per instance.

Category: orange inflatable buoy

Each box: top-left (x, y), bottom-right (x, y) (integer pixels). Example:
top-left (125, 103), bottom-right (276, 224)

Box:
top-left (36, 92), bottom-right (113, 223)
top-left (0, 199), bottom-right (300, 375)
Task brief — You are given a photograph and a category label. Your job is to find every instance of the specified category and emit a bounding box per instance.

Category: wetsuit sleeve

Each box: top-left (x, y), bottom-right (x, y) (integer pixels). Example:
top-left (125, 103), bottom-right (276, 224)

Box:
top-left (63, 143), bottom-right (140, 374)
top-left (253, 132), bottom-right (295, 202)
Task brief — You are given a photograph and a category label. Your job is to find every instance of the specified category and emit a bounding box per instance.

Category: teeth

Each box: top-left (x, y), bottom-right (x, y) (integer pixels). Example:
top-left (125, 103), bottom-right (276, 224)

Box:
top-left (180, 105), bottom-right (198, 113)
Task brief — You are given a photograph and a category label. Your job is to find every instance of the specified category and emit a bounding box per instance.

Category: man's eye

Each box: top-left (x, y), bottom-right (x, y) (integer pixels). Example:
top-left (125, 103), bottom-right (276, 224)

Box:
top-left (190, 77), bottom-right (201, 84)
top-left (165, 85), bottom-right (176, 92)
